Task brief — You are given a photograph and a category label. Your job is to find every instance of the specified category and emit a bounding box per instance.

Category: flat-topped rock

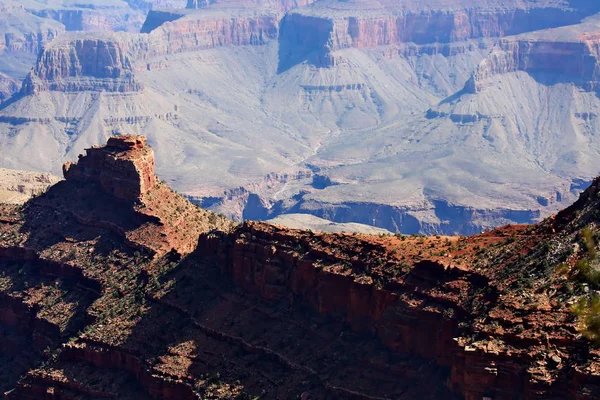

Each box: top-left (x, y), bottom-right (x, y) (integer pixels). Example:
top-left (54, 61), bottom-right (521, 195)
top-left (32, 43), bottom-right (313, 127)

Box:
top-left (106, 134), bottom-right (147, 151)
top-left (63, 135), bottom-right (156, 203)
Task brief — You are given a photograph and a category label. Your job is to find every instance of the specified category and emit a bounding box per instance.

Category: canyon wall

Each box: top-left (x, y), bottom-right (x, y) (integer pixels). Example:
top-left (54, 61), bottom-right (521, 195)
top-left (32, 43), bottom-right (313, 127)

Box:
top-left (277, 5), bottom-right (600, 68)
top-left (29, 8), bottom-right (145, 32)
top-left (466, 37), bottom-right (600, 93)
top-left (286, 6), bottom-right (595, 49)
top-left (198, 222), bottom-right (600, 400)
top-left (128, 0), bottom-right (188, 10)
top-left (0, 20), bottom-right (64, 55)
top-left (23, 9), bottom-right (280, 94)
top-left (186, 0), bottom-right (316, 12)
top-left (26, 2), bottom-right (600, 96)
top-left (0, 72), bottom-right (19, 103)
top-left (21, 37), bottom-right (142, 94)
top-left (144, 11), bottom-right (280, 52)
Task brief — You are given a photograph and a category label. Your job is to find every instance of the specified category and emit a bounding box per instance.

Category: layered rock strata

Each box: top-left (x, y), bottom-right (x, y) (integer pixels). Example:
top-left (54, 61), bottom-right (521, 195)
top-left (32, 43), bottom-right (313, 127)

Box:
top-left (0, 72), bottom-right (19, 103)
top-left (63, 135), bottom-right (156, 203)
top-left (186, 0), bottom-right (316, 12)
top-left (466, 31), bottom-right (600, 93)
top-left (198, 220), bottom-right (600, 400)
top-left (1, 136), bottom-right (600, 398)
top-left (21, 37), bottom-right (142, 94)
top-left (278, 1), bottom-right (600, 68)
top-left (58, 135), bottom-right (232, 256)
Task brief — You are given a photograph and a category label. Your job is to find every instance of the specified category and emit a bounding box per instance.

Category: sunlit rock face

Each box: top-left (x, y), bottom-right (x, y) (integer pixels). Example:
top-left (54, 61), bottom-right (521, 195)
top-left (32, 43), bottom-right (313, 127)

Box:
top-left (3, 0), bottom-right (600, 235)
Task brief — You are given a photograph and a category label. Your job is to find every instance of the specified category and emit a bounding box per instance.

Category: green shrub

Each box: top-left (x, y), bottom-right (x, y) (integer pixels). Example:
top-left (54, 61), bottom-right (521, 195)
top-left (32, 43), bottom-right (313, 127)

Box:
top-left (572, 294), bottom-right (600, 345)
top-left (582, 227), bottom-right (598, 259)
top-left (576, 259), bottom-right (600, 286)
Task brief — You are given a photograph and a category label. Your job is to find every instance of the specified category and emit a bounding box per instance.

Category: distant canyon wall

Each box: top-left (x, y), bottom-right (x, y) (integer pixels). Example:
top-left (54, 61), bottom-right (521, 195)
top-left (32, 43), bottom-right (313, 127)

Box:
top-left (30, 8), bottom-right (145, 32)
top-left (22, 38), bottom-right (142, 94)
top-left (278, 6), bottom-right (596, 67)
top-left (466, 36), bottom-right (600, 93)
top-left (186, 0), bottom-right (316, 12)
top-left (23, 2), bottom-right (600, 95)
top-left (23, 10), bottom-right (280, 94)
top-left (0, 25), bottom-right (64, 56)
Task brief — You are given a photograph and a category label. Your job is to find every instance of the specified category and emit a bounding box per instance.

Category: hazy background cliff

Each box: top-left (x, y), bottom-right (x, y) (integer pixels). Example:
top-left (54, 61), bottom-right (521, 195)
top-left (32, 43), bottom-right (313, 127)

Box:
top-left (2, 0), bottom-right (600, 234)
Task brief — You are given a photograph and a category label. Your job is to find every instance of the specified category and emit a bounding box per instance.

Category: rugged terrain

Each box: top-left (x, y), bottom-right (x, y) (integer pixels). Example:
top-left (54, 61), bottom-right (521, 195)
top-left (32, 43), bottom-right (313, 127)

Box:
top-left (0, 168), bottom-right (59, 204)
top-left (2, 135), bottom-right (600, 399)
top-left (2, 0), bottom-right (600, 233)
top-left (0, 0), bottom-right (187, 82)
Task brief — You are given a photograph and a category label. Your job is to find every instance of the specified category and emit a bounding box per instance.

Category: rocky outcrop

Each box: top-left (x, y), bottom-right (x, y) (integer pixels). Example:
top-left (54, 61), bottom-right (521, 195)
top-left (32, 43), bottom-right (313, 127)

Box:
top-left (63, 135), bottom-right (156, 203)
top-left (465, 36), bottom-right (600, 93)
top-left (278, 3), bottom-right (599, 69)
top-left (21, 37), bottom-right (142, 94)
top-left (143, 10), bottom-right (279, 51)
top-left (0, 15), bottom-right (64, 55)
top-left (58, 135), bottom-right (233, 256)
top-left (198, 220), bottom-right (600, 400)
top-left (0, 72), bottom-right (19, 103)
top-left (4, 136), bottom-right (600, 399)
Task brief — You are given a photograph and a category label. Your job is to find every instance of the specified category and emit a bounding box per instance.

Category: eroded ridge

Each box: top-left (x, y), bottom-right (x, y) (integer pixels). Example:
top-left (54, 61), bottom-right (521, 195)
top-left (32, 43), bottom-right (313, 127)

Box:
top-left (1, 136), bottom-right (600, 399)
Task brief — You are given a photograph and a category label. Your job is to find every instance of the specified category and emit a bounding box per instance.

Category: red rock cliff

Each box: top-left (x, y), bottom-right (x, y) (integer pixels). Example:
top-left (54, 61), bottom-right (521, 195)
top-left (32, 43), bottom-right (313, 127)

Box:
top-left (63, 135), bottom-right (156, 203)
top-left (199, 221), bottom-right (600, 400)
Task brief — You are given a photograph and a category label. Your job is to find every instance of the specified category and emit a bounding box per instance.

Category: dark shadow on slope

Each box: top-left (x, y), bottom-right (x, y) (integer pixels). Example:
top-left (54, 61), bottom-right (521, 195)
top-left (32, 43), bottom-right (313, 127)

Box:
top-left (277, 14), bottom-right (334, 74)
top-left (117, 249), bottom-right (462, 399)
top-left (0, 91), bottom-right (24, 113)
top-left (0, 257), bottom-right (100, 393)
top-left (20, 180), bottom-right (155, 257)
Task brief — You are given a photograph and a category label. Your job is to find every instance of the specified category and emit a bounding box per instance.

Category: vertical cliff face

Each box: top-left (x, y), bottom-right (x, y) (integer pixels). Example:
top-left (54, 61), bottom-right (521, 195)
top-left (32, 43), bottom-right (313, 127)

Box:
top-left (286, 5), bottom-right (595, 50)
top-left (278, 13), bottom-right (336, 71)
top-left (278, 3), bottom-right (599, 70)
top-left (0, 72), bottom-right (19, 103)
top-left (465, 30), bottom-right (600, 93)
top-left (186, 0), bottom-right (316, 12)
top-left (63, 135), bottom-right (156, 203)
top-left (21, 37), bottom-right (142, 94)
top-left (140, 10), bottom-right (186, 33)
top-left (145, 11), bottom-right (280, 52)
top-left (197, 219), bottom-right (600, 400)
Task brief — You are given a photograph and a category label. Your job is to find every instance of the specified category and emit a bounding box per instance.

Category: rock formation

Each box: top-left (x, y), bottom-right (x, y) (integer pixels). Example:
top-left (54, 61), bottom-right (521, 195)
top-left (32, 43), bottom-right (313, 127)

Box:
top-left (21, 37), bottom-right (142, 94)
top-left (5, 0), bottom-right (600, 236)
top-left (0, 168), bottom-right (60, 204)
top-left (466, 20), bottom-right (600, 93)
top-left (0, 72), bottom-right (19, 103)
top-left (128, 0), bottom-right (188, 10)
top-left (186, 0), bottom-right (316, 12)
top-left (54, 135), bottom-right (232, 256)
top-left (63, 135), bottom-right (156, 202)
top-left (142, 9), bottom-right (280, 49)
top-left (1, 136), bottom-right (600, 398)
